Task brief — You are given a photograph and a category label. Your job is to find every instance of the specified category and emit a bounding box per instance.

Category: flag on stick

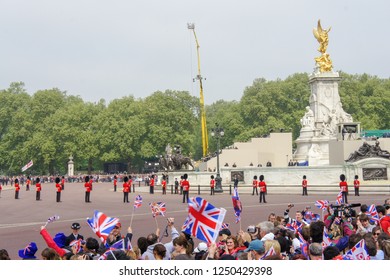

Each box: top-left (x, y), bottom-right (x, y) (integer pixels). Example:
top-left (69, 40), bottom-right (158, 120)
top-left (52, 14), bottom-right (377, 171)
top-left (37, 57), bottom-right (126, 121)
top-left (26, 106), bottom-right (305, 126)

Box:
top-left (86, 210), bottom-right (119, 243)
top-left (182, 196), bottom-right (226, 243)
top-left (44, 215), bottom-right (60, 227)
top-left (21, 160), bottom-right (33, 172)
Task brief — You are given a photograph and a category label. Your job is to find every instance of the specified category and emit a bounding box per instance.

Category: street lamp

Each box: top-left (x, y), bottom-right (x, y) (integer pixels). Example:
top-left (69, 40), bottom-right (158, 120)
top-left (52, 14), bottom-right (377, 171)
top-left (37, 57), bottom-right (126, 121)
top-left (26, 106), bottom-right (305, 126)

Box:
top-left (211, 123), bottom-right (224, 193)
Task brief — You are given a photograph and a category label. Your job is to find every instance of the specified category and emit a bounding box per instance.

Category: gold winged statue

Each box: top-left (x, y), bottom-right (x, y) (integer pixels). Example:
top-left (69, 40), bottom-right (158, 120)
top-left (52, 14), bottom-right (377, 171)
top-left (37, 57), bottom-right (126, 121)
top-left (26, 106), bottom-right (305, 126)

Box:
top-left (313, 20), bottom-right (333, 72)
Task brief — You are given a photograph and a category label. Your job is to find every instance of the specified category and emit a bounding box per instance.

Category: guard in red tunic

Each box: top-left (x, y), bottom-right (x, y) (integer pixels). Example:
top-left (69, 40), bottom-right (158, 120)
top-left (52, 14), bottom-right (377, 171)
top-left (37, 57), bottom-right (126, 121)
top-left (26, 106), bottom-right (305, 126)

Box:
top-left (35, 177), bottom-right (42, 201)
top-left (339, 174), bottom-right (348, 204)
top-left (353, 175), bottom-right (360, 196)
top-left (149, 174), bottom-right (155, 194)
top-left (61, 176), bottom-right (65, 190)
top-left (26, 176), bottom-right (31, 191)
top-left (123, 176), bottom-right (130, 203)
top-left (302, 175), bottom-right (308, 196)
top-left (182, 173), bottom-right (190, 203)
top-left (259, 175), bottom-right (267, 203)
top-left (84, 176), bottom-right (92, 203)
top-left (252, 175), bottom-right (258, 195)
top-left (210, 175), bottom-right (215, 195)
top-left (15, 178), bottom-right (20, 199)
top-left (55, 177), bottom-right (62, 202)
top-left (113, 175), bottom-right (118, 192)
top-left (162, 175), bottom-right (167, 195)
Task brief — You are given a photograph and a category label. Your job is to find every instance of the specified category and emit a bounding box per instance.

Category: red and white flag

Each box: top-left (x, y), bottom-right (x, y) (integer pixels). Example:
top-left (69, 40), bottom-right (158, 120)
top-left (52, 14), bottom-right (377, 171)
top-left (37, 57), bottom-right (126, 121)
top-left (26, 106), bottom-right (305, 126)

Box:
top-left (21, 160), bottom-right (33, 172)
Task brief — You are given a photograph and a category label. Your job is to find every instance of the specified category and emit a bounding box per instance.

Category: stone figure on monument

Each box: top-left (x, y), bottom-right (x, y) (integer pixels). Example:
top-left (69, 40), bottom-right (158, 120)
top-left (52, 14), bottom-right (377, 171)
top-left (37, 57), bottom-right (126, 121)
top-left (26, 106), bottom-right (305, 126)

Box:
top-left (346, 141), bottom-right (390, 162)
top-left (300, 106), bottom-right (314, 129)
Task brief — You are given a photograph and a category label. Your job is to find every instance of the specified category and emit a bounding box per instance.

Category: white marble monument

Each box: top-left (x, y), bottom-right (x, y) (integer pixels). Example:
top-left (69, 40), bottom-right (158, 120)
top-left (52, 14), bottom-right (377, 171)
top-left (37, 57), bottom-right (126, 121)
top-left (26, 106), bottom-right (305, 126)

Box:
top-left (294, 71), bottom-right (353, 165)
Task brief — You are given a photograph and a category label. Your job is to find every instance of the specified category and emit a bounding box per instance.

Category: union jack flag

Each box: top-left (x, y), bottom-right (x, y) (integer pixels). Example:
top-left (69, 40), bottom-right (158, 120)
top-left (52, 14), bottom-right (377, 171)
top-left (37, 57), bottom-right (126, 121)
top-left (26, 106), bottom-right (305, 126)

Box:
top-left (149, 202), bottom-right (166, 217)
top-left (286, 220), bottom-right (303, 233)
top-left (343, 239), bottom-right (370, 260)
top-left (231, 187), bottom-right (242, 223)
top-left (261, 245), bottom-right (276, 259)
top-left (86, 210), bottom-right (120, 243)
top-left (220, 223), bottom-right (229, 230)
top-left (182, 197), bottom-right (226, 243)
top-left (336, 190), bottom-right (343, 205)
top-left (315, 200), bottom-right (329, 211)
top-left (134, 195), bottom-right (142, 209)
top-left (69, 239), bottom-right (84, 253)
top-left (366, 204), bottom-right (379, 224)
top-left (106, 237), bottom-right (132, 250)
top-left (322, 227), bottom-right (332, 248)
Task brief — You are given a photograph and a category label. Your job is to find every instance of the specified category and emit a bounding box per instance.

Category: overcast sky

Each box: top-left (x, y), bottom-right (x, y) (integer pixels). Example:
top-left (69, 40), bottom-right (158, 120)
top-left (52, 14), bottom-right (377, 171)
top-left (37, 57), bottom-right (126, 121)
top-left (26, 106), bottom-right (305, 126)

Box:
top-left (1, 0), bottom-right (389, 105)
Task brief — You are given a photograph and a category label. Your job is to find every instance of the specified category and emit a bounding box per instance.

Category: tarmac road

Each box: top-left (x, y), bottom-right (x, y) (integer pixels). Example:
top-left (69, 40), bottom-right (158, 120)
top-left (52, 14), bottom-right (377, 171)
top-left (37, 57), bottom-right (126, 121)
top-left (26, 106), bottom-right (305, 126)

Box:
top-left (0, 182), bottom-right (387, 260)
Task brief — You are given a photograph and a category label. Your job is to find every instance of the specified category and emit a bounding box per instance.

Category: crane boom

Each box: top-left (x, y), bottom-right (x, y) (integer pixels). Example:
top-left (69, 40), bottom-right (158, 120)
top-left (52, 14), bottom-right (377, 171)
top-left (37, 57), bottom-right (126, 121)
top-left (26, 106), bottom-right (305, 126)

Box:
top-left (188, 23), bottom-right (208, 157)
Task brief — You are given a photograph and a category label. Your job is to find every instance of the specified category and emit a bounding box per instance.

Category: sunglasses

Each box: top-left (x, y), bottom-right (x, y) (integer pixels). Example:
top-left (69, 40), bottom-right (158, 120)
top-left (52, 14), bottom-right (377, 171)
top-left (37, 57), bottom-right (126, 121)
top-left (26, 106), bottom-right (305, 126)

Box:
top-left (373, 232), bottom-right (381, 236)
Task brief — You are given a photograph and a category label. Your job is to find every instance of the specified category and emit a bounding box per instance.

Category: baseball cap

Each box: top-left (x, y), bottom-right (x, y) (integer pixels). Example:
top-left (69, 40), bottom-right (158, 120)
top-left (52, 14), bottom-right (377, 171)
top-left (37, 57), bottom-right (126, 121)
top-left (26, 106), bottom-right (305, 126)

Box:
top-left (193, 242), bottom-right (208, 253)
top-left (244, 239), bottom-right (265, 253)
top-left (115, 222), bottom-right (122, 228)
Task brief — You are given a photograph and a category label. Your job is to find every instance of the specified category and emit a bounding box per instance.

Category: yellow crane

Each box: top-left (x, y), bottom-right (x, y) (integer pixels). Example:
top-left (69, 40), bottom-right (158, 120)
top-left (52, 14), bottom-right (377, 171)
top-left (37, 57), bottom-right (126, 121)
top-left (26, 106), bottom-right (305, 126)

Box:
top-left (187, 23), bottom-right (208, 157)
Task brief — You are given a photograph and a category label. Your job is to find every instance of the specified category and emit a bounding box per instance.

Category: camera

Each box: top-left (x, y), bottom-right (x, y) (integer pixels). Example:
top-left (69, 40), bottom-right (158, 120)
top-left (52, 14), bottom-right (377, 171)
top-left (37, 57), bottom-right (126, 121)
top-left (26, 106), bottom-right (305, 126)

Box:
top-left (247, 225), bottom-right (257, 234)
top-left (288, 203), bottom-right (294, 208)
top-left (330, 203), bottom-right (361, 218)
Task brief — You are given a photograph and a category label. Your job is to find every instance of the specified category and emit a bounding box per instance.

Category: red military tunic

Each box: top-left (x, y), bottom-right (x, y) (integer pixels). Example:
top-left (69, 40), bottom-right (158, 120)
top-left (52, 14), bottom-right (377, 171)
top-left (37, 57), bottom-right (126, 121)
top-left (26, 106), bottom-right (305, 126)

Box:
top-left (162, 179), bottom-right (167, 189)
top-left (182, 180), bottom-right (190, 192)
top-left (15, 183), bottom-right (20, 192)
top-left (123, 182), bottom-right (130, 193)
top-left (259, 181), bottom-right (267, 193)
top-left (36, 182), bottom-right (42, 192)
top-left (302, 179), bottom-right (308, 188)
top-left (84, 181), bottom-right (92, 192)
top-left (210, 179), bottom-right (215, 189)
top-left (339, 181), bottom-right (348, 192)
top-left (56, 183), bottom-right (62, 192)
top-left (353, 179), bottom-right (360, 189)
top-left (252, 179), bottom-right (258, 189)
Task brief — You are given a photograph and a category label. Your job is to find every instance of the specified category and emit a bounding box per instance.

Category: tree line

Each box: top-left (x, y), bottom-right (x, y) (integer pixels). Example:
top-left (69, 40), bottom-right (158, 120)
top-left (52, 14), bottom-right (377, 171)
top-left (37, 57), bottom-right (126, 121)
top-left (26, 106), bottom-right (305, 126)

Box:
top-left (1, 72), bottom-right (389, 175)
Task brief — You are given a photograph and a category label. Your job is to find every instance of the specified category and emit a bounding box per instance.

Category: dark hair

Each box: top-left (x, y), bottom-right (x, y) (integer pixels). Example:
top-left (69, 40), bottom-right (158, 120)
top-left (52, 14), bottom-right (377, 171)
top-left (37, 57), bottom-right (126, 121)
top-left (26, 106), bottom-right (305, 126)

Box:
top-left (310, 221), bottom-right (325, 243)
top-left (41, 248), bottom-right (60, 260)
top-left (323, 246), bottom-right (340, 260)
top-left (146, 233), bottom-right (158, 245)
top-left (173, 236), bottom-right (192, 256)
top-left (153, 244), bottom-right (167, 259)
top-left (0, 249), bottom-right (10, 260)
top-left (137, 237), bottom-right (148, 255)
top-left (275, 236), bottom-right (288, 253)
top-left (360, 204), bottom-right (368, 213)
top-left (376, 205), bottom-right (386, 215)
top-left (348, 233), bottom-right (362, 249)
top-left (85, 237), bottom-right (99, 251)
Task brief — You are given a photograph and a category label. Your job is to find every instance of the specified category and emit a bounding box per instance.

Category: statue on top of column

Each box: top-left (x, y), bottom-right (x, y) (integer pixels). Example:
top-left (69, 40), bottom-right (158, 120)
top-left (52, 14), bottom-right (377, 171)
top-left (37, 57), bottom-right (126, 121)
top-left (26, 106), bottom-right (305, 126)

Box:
top-left (313, 20), bottom-right (333, 73)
